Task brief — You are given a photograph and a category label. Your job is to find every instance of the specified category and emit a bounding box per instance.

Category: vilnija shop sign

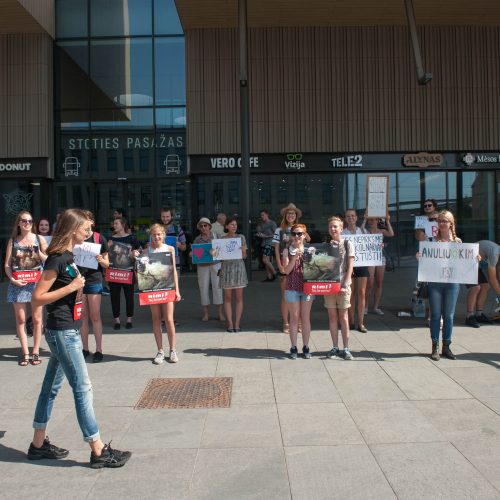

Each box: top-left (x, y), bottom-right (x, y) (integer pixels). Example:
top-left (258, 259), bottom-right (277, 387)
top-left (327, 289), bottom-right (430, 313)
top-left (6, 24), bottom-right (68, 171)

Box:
top-left (64, 134), bottom-right (184, 150)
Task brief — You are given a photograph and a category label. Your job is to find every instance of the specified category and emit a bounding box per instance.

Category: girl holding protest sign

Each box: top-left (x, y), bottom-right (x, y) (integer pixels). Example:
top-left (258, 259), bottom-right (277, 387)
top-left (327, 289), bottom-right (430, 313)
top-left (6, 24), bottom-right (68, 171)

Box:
top-left (133, 223), bottom-right (180, 364)
top-left (77, 211), bottom-right (109, 363)
top-left (342, 209), bottom-right (369, 333)
top-left (362, 212), bottom-right (394, 315)
top-left (273, 203), bottom-right (303, 334)
top-left (282, 223), bottom-right (314, 359)
top-left (5, 211), bottom-right (48, 366)
top-left (108, 217), bottom-right (141, 331)
top-left (218, 217), bottom-right (248, 332)
top-left (417, 210), bottom-right (462, 361)
top-left (191, 217), bottom-right (224, 322)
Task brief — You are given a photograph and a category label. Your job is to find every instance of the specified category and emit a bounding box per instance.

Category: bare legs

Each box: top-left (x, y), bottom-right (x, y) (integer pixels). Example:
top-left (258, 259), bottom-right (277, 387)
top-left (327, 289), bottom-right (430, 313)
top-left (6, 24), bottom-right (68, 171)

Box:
top-left (288, 300), bottom-right (313, 348)
top-left (348, 277), bottom-right (367, 328)
top-left (279, 276), bottom-right (289, 330)
top-left (150, 302), bottom-right (175, 351)
top-left (224, 288), bottom-right (244, 330)
top-left (366, 266), bottom-right (385, 311)
top-left (80, 294), bottom-right (103, 353)
top-left (262, 254), bottom-right (276, 280)
top-left (13, 302), bottom-right (42, 359)
top-left (327, 307), bottom-right (350, 349)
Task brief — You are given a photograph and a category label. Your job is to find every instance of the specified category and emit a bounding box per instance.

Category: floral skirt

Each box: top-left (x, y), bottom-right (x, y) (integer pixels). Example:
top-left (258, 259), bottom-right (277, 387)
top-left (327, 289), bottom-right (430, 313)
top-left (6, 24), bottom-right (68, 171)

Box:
top-left (219, 260), bottom-right (248, 289)
top-left (7, 282), bottom-right (36, 303)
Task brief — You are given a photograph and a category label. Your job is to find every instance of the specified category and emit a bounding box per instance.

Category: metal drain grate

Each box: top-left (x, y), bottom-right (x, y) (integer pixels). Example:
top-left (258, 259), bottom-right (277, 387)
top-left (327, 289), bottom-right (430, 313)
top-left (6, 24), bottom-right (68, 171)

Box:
top-left (134, 377), bottom-right (233, 409)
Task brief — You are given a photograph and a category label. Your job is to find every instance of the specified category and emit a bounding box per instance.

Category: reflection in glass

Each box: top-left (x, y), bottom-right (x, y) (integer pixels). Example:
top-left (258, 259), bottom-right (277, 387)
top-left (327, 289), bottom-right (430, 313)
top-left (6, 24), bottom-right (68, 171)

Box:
top-left (58, 111), bottom-right (90, 130)
top-left (155, 107), bottom-right (186, 127)
top-left (90, 39), bottom-right (153, 108)
top-left (154, 38), bottom-right (186, 105)
top-left (56, 0), bottom-right (88, 38)
top-left (154, 0), bottom-right (183, 35)
top-left (91, 108), bottom-right (154, 129)
top-left (91, 0), bottom-right (152, 36)
top-left (55, 41), bottom-right (89, 109)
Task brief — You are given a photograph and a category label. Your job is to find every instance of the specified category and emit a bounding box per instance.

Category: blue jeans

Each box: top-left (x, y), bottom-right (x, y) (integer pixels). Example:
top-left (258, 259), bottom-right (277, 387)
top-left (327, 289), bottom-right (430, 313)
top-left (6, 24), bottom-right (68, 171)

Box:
top-left (33, 329), bottom-right (100, 442)
top-left (428, 283), bottom-right (460, 343)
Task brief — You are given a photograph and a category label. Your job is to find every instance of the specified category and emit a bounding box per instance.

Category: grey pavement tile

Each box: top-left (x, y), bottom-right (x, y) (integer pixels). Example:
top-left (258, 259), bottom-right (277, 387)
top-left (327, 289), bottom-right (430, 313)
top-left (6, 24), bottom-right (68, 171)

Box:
top-left (200, 404), bottom-right (282, 448)
top-left (371, 442), bottom-right (500, 499)
top-left (325, 361), bottom-right (407, 402)
top-left (216, 355), bottom-right (271, 375)
top-left (89, 449), bottom-right (197, 499)
top-left (124, 408), bottom-right (207, 449)
top-left (285, 444), bottom-right (396, 499)
top-left (278, 402), bottom-right (364, 446)
top-left (438, 366), bottom-right (500, 399)
top-left (481, 398), bottom-right (500, 416)
top-left (347, 401), bottom-right (446, 444)
top-left (453, 437), bottom-right (500, 491)
top-left (191, 448), bottom-right (290, 500)
top-left (270, 357), bottom-right (329, 373)
top-left (380, 360), bottom-right (472, 400)
top-left (272, 369), bottom-right (342, 403)
top-left (414, 399), bottom-right (500, 441)
top-left (230, 372), bottom-right (276, 405)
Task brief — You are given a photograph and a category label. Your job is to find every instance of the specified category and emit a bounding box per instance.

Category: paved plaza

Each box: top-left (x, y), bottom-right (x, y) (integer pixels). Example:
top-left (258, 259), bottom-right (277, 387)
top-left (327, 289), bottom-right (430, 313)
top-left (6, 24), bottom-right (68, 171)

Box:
top-left (0, 269), bottom-right (499, 499)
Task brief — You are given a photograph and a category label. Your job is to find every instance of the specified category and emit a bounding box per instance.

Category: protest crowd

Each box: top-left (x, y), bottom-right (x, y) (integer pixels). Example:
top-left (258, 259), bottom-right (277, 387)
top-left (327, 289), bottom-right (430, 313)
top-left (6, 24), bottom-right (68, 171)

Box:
top-left (3, 199), bottom-right (499, 468)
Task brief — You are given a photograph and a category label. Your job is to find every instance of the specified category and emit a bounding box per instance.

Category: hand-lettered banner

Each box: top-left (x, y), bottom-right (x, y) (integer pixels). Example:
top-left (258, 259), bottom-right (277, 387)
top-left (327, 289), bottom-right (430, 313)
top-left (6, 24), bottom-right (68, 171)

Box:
top-left (191, 243), bottom-right (214, 264)
top-left (303, 243), bottom-right (341, 294)
top-left (366, 175), bottom-right (388, 218)
top-left (212, 238), bottom-right (242, 261)
top-left (415, 216), bottom-right (438, 238)
top-left (136, 251), bottom-right (176, 305)
top-left (74, 242), bottom-right (101, 270)
top-left (417, 241), bottom-right (479, 284)
top-left (343, 234), bottom-right (383, 267)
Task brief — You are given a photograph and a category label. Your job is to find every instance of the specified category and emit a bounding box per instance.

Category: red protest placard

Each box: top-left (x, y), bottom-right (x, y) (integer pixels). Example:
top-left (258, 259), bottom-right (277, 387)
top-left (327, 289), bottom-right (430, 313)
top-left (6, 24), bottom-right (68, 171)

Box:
top-left (13, 270), bottom-right (41, 283)
top-left (105, 268), bottom-right (133, 284)
top-left (139, 290), bottom-right (176, 305)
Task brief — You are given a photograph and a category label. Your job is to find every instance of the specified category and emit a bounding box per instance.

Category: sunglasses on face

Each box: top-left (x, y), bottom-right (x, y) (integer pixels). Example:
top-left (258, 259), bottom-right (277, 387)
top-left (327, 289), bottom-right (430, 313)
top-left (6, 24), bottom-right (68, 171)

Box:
top-left (424, 204), bottom-right (434, 208)
top-left (291, 231), bottom-right (304, 237)
top-left (20, 219), bottom-right (33, 224)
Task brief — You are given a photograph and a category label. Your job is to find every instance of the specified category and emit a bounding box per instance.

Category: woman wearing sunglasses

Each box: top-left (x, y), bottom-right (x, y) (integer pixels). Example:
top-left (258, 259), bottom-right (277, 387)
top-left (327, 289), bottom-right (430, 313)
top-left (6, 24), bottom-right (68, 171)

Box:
top-left (282, 224), bottom-right (314, 359)
top-left (4, 211), bottom-right (48, 366)
top-left (415, 199), bottom-right (439, 242)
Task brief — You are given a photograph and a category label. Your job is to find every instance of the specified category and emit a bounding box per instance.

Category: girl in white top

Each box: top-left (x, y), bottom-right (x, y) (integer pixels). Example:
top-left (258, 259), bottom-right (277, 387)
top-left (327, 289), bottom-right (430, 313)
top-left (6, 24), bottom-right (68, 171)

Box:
top-left (133, 223), bottom-right (181, 365)
top-left (361, 212), bottom-right (394, 315)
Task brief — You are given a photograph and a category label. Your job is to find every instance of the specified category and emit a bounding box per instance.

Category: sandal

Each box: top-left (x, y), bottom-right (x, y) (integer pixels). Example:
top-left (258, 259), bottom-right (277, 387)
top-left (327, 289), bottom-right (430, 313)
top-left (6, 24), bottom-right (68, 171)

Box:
top-left (282, 323), bottom-right (290, 334)
top-left (18, 354), bottom-right (30, 367)
top-left (31, 353), bottom-right (42, 366)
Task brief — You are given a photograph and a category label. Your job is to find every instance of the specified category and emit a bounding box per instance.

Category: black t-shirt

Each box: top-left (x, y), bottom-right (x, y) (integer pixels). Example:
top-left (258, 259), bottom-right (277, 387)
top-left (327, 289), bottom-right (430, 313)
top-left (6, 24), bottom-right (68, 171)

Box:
top-left (109, 234), bottom-right (141, 251)
top-left (77, 233), bottom-right (108, 284)
top-left (44, 251), bottom-right (80, 330)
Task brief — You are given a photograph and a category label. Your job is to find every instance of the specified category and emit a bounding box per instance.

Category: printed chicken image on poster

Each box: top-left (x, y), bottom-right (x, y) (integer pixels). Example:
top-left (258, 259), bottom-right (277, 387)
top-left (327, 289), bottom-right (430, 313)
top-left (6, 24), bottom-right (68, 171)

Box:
top-left (12, 245), bottom-right (42, 282)
top-left (136, 251), bottom-right (176, 305)
top-left (302, 243), bottom-right (341, 295)
top-left (106, 240), bottom-right (135, 284)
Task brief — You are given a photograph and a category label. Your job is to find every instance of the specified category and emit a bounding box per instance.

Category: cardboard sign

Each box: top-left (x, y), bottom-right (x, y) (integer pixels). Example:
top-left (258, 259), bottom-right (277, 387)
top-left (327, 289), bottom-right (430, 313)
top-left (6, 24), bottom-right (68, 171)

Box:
top-left (417, 242), bottom-right (479, 284)
top-left (11, 245), bottom-right (42, 276)
top-left (343, 234), bottom-right (383, 267)
top-left (192, 243), bottom-right (214, 264)
top-left (212, 238), bottom-right (242, 260)
top-left (366, 176), bottom-right (388, 217)
top-left (12, 270), bottom-right (41, 283)
top-left (303, 243), bottom-right (341, 295)
top-left (73, 242), bottom-right (101, 270)
top-left (136, 251), bottom-right (175, 305)
top-left (415, 216), bottom-right (438, 238)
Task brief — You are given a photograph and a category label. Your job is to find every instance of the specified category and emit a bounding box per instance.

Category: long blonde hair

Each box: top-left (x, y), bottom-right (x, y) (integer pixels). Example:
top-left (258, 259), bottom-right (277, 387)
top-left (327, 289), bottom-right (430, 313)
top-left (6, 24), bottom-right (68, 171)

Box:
top-left (436, 210), bottom-right (458, 241)
top-left (47, 209), bottom-right (92, 255)
top-left (10, 211), bottom-right (35, 240)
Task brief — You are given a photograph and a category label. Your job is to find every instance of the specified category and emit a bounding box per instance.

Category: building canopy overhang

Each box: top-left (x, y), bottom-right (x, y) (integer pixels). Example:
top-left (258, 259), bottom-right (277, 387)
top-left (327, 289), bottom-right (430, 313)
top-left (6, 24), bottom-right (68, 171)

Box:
top-left (0, 0), bottom-right (54, 36)
top-left (175, 0), bottom-right (500, 29)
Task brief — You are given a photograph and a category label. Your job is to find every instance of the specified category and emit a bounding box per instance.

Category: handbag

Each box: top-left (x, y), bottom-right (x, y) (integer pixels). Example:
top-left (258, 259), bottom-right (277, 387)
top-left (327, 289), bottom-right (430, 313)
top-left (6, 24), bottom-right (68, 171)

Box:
top-left (416, 282), bottom-right (429, 299)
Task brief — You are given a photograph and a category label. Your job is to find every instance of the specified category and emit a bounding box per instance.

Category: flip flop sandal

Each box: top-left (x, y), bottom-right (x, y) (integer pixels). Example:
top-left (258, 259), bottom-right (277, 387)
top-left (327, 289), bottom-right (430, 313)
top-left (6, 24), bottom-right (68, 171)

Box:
top-left (30, 353), bottom-right (42, 366)
top-left (18, 354), bottom-right (30, 367)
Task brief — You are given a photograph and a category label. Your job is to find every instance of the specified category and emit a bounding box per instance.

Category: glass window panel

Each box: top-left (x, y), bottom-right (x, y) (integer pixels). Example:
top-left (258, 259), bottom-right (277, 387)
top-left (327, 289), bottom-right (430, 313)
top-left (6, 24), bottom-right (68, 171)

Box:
top-left (55, 41), bottom-right (89, 110)
top-left (155, 107), bottom-right (186, 127)
top-left (154, 0), bottom-right (183, 34)
top-left (91, 108), bottom-right (154, 129)
top-left (56, 0), bottom-right (88, 38)
top-left (154, 38), bottom-right (186, 105)
top-left (58, 110), bottom-right (90, 130)
top-left (90, 39), bottom-right (153, 108)
top-left (424, 171), bottom-right (447, 210)
top-left (106, 151), bottom-right (117, 172)
top-left (124, 150), bottom-right (134, 171)
top-left (90, 0), bottom-right (152, 36)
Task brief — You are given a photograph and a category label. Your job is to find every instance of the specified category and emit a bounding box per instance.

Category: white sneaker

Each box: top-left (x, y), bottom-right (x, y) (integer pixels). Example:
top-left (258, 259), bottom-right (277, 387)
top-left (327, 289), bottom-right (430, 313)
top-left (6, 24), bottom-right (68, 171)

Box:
top-left (169, 349), bottom-right (179, 363)
top-left (153, 351), bottom-right (165, 365)
top-left (343, 348), bottom-right (354, 360)
top-left (373, 308), bottom-right (384, 315)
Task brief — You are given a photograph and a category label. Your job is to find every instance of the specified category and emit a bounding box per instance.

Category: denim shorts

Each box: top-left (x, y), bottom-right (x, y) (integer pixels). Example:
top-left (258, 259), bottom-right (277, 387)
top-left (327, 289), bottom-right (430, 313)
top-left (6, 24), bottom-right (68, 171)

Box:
top-left (83, 282), bottom-right (103, 295)
top-left (285, 289), bottom-right (315, 303)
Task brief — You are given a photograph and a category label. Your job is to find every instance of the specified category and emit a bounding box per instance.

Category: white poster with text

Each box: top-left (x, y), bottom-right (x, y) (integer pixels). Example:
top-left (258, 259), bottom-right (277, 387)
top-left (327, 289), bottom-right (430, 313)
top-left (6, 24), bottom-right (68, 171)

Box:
top-left (74, 242), bottom-right (102, 270)
top-left (212, 238), bottom-right (242, 261)
top-left (343, 234), bottom-right (384, 267)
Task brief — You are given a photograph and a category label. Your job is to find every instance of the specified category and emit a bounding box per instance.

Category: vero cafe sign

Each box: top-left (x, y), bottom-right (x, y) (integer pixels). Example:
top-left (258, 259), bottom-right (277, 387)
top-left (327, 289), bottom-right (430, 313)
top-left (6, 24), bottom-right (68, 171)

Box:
top-left (403, 152), bottom-right (443, 168)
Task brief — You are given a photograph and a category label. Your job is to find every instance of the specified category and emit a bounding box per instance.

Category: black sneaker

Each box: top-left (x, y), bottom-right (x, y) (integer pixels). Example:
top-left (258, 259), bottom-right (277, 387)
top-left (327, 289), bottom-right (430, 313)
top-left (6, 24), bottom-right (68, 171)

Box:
top-left (93, 351), bottom-right (103, 363)
top-left (90, 443), bottom-right (131, 469)
top-left (125, 322), bottom-right (133, 329)
top-left (302, 346), bottom-right (312, 359)
top-left (113, 323), bottom-right (121, 331)
top-left (289, 346), bottom-right (298, 360)
top-left (475, 313), bottom-right (494, 324)
top-left (82, 349), bottom-right (90, 358)
top-left (465, 316), bottom-right (480, 328)
top-left (28, 437), bottom-right (69, 460)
